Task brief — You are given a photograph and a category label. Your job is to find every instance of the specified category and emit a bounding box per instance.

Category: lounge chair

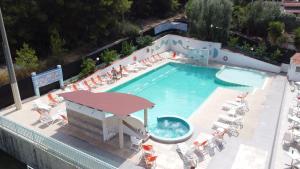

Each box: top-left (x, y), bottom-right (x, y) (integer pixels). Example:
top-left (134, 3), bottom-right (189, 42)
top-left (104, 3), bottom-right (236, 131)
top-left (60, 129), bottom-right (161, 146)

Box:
top-left (77, 82), bottom-right (90, 91)
top-left (222, 101), bottom-right (249, 112)
top-left (142, 144), bottom-right (154, 154)
top-left (32, 100), bottom-right (52, 111)
top-left (83, 80), bottom-right (97, 90)
top-left (47, 93), bottom-right (64, 106)
top-left (130, 136), bottom-right (143, 151)
top-left (125, 64), bottom-right (139, 73)
top-left (133, 62), bottom-right (147, 70)
top-left (91, 76), bottom-right (103, 86)
top-left (140, 59), bottom-right (152, 67)
top-left (36, 109), bottom-right (66, 126)
top-left (72, 84), bottom-right (79, 91)
top-left (218, 114), bottom-right (243, 129)
top-left (212, 121), bottom-right (239, 137)
top-left (176, 143), bottom-right (198, 168)
top-left (144, 154), bottom-right (157, 169)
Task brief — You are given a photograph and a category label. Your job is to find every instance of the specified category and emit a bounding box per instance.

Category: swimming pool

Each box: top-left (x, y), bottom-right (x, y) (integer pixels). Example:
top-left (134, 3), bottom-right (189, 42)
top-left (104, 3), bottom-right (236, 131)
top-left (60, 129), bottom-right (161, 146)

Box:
top-left (109, 62), bottom-right (253, 138)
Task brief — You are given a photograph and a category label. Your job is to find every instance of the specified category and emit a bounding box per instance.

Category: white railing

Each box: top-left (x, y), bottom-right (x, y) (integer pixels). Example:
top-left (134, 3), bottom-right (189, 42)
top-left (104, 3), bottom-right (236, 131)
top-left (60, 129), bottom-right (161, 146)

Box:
top-left (0, 117), bottom-right (117, 169)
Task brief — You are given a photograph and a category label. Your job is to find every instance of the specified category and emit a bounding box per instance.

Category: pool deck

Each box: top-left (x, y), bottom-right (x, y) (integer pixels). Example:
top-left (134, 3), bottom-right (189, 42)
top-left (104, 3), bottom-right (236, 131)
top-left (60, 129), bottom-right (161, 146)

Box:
top-left (0, 51), bottom-right (288, 169)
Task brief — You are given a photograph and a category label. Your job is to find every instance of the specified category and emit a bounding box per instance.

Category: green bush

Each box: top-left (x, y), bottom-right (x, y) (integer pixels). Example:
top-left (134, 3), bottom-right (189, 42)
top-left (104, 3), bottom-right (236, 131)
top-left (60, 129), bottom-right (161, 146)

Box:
top-left (254, 43), bottom-right (267, 57)
top-left (100, 50), bottom-right (119, 65)
top-left (120, 41), bottom-right (136, 57)
top-left (136, 35), bottom-right (154, 48)
top-left (15, 43), bottom-right (39, 72)
top-left (79, 58), bottom-right (96, 78)
top-left (295, 27), bottom-right (300, 49)
top-left (241, 42), bottom-right (252, 53)
top-left (228, 37), bottom-right (239, 48)
top-left (270, 49), bottom-right (281, 61)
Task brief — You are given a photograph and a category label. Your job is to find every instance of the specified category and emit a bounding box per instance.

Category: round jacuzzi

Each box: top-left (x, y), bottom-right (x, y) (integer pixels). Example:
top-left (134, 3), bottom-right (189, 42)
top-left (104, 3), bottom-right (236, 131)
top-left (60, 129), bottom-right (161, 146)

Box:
top-left (149, 116), bottom-right (193, 143)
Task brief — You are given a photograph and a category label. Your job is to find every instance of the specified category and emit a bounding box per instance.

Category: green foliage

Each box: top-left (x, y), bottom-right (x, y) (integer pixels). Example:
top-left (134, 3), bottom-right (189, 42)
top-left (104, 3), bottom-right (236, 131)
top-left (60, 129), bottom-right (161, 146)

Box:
top-left (268, 21), bottom-right (285, 46)
top-left (120, 41), bottom-right (136, 57)
top-left (245, 0), bottom-right (281, 37)
top-left (50, 29), bottom-right (67, 64)
top-left (136, 35), bottom-right (154, 48)
top-left (15, 43), bottom-right (39, 71)
top-left (240, 42), bottom-right (252, 53)
top-left (228, 37), bottom-right (239, 48)
top-left (186, 0), bottom-right (233, 42)
top-left (254, 43), bottom-right (267, 57)
top-left (270, 49), bottom-right (281, 61)
top-left (294, 27), bottom-right (300, 49)
top-left (101, 50), bottom-right (119, 65)
top-left (79, 58), bottom-right (96, 78)
top-left (115, 21), bottom-right (140, 37)
top-left (232, 5), bottom-right (246, 31)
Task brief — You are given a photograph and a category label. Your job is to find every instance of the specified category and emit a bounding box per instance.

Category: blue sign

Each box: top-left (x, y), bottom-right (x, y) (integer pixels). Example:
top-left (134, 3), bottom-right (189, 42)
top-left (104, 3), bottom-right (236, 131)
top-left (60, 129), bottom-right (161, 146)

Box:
top-left (31, 65), bottom-right (64, 96)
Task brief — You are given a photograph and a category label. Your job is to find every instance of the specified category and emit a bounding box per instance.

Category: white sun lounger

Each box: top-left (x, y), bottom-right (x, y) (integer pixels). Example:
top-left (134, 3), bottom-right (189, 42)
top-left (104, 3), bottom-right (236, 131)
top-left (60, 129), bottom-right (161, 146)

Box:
top-left (39, 109), bottom-right (66, 126)
top-left (32, 100), bottom-right (51, 111)
top-left (133, 62), bottom-right (147, 70)
top-left (218, 114), bottom-right (243, 129)
top-left (126, 64), bottom-right (139, 72)
top-left (212, 121), bottom-right (239, 137)
top-left (176, 143), bottom-right (198, 167)
top-left (222, 102), bottom-right (248, 112)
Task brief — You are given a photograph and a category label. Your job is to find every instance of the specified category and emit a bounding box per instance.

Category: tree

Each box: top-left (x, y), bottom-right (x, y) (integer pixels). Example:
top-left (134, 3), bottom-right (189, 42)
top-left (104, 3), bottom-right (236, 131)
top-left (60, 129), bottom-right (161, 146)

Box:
top-left (268, 21), bottom-right (287, 46)
top-left (186, 0), bottom-right (233, 42)
top-left (79, 58), bottom-right (96, 78)
top-left (152, 0), bottom-right (179, 17)
top-left (15, 43), bottom-right (39, 71)
top-left (232, 5), bottom-right (246, 31)
top-left (295, 27), bottom-right (300, 49)
top-left (245, 0), bottom-right (281, 36)
top-left (50, 28), bottom-right (67, 64)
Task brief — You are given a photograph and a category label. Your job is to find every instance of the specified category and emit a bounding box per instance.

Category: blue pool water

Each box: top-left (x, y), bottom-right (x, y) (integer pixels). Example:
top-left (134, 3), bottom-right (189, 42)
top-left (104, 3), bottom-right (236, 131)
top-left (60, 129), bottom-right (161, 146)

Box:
top-left (109, 63), bottom-right (252, 137)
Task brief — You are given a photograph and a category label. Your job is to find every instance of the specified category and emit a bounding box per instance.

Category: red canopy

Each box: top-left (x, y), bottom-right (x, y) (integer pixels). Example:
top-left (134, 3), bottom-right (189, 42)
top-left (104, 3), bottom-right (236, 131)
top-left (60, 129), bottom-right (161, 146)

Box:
top-left (60, 90), bottom-right (154, 117)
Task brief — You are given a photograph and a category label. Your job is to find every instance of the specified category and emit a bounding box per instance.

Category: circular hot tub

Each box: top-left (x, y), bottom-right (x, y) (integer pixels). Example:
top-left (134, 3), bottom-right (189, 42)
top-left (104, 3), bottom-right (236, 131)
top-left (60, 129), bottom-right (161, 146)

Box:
top-left (149, 116), bottom-right (193, 143)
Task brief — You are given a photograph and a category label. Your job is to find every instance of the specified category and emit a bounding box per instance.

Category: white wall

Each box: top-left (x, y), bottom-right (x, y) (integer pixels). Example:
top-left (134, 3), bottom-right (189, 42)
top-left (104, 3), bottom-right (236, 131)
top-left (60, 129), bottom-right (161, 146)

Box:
top-left (90, 34), bottom-right (283, 77)
top-left (214, 50), bottom-right (281, 73)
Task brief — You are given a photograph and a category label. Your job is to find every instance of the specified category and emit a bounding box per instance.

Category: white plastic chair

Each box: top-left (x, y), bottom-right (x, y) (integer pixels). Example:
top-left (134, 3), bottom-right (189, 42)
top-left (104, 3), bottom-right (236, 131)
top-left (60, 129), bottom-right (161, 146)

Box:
top-left (130, 136), bottom-right (142, 151)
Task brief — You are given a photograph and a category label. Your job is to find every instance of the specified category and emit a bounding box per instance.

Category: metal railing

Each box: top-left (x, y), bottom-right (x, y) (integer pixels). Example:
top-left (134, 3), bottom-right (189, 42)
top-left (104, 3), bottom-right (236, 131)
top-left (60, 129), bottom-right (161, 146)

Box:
top-left (0, 117), bottom-right (117, 169)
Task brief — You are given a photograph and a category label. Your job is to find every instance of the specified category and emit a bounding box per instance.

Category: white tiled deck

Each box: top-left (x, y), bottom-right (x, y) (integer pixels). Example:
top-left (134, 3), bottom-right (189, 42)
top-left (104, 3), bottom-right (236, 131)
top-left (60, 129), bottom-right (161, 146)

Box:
top-left (0, 52), bottom-right (287, 169)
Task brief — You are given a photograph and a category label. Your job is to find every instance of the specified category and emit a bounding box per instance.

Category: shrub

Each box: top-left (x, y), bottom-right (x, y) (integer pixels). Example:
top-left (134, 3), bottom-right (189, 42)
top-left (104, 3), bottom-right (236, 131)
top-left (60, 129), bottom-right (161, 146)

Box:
top-left (100, 50), bottom-right (119, 65)
top-left (136, 35), bottom-right (154, 48)
top-left (270, 49), bottom-right (281, 61)
top-left (79, 58), bottom-right (96, 78)
top-left (120, 41), bottom-right (136, 57)
top-left (228, 37), bottom-right (239, 48)
top-left (295, 27), bottom-right (300, 49)
top-left (279, 13), bottom-right (297, 32)
top-left (254, 43), bottom-right (267, 57)
top-left (241, 42), bottom-right (252, 54)
top-left (15, 43), bottom-right (39, 72)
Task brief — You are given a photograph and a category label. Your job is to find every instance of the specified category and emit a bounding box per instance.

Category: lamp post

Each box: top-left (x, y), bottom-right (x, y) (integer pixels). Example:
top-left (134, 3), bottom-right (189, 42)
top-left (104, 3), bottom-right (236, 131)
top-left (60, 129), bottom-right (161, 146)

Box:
top-left (0, 8), bottom-right (22, 110)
